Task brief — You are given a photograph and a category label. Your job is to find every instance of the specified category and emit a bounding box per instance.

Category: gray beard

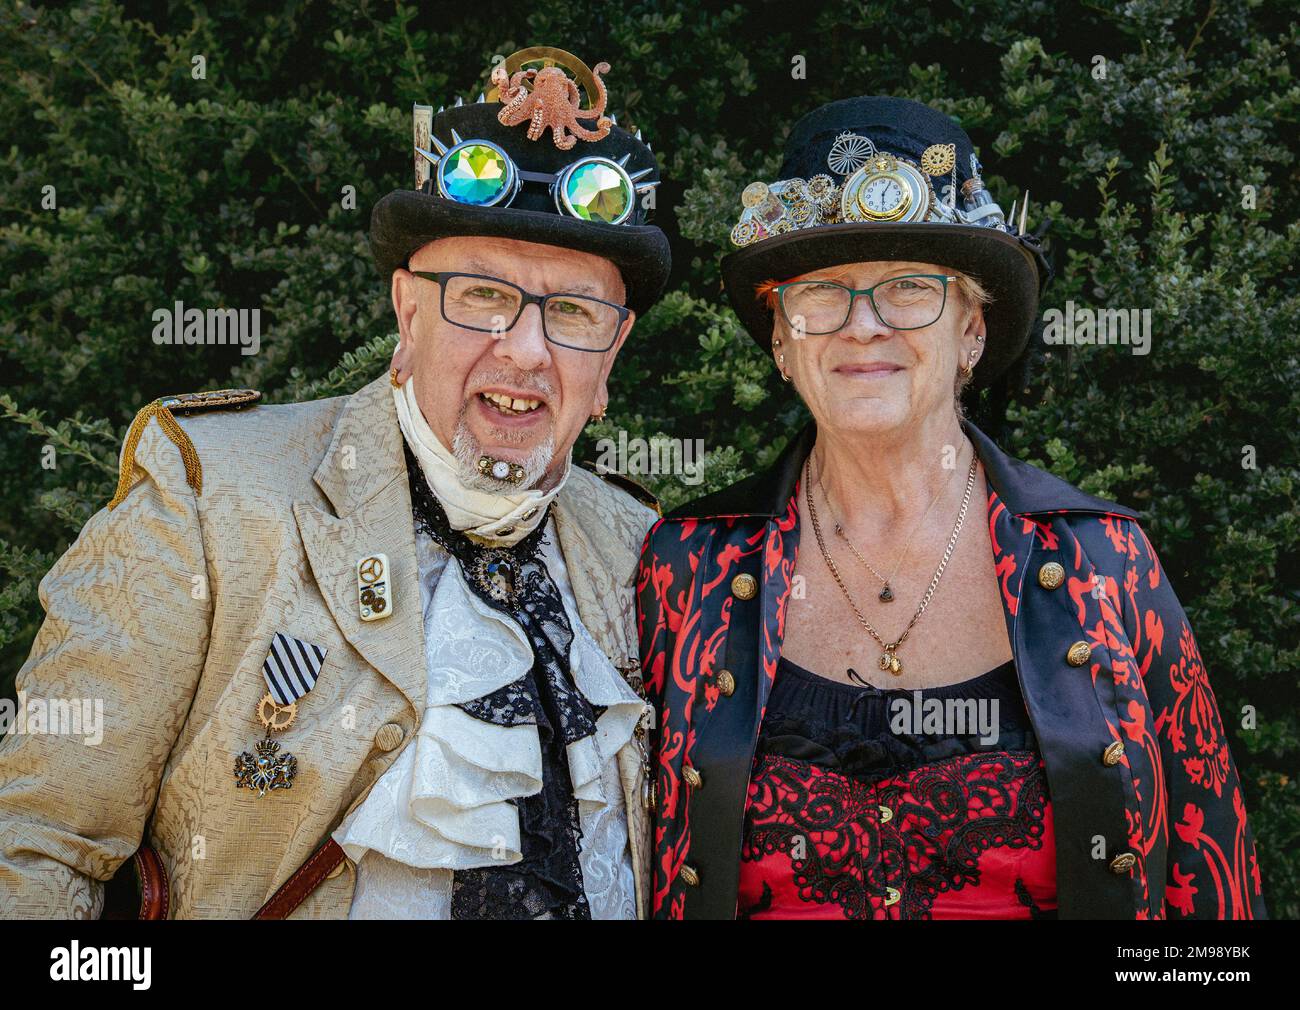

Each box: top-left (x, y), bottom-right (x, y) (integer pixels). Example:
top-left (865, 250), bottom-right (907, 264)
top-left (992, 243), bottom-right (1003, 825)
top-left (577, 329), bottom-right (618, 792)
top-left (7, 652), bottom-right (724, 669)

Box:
top-left (451, 410), bottom-right (557, 493)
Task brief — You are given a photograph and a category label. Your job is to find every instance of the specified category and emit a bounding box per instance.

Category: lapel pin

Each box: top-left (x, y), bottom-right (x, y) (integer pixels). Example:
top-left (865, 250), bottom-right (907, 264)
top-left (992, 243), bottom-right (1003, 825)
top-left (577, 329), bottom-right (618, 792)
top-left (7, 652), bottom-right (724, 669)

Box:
top-left (357, 553), bottom-right (392, 621)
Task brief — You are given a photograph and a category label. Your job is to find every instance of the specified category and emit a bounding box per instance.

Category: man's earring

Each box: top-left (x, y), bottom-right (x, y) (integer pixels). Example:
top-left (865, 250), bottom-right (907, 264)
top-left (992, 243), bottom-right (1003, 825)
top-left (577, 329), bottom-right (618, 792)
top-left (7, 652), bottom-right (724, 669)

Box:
top-left (589, 404), bottom-right (607, 422)
top-left (959, 347), bottom-right (979, 377)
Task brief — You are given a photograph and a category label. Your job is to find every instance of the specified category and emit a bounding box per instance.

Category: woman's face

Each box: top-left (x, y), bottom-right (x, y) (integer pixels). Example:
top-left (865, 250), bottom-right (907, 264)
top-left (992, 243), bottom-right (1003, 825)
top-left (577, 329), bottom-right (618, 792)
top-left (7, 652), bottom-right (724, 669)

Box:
top-left (773, 259), bottom-right (983, 439)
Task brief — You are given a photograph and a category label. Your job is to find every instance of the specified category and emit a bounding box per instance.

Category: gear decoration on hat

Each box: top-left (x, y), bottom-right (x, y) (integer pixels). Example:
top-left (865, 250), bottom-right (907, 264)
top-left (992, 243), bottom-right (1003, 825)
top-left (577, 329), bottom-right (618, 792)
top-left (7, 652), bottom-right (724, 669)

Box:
top-left (920, 143), bottom-right (956, 176)
top-left (491, 49), bottom-right (613, 150)
top-left (728, 132), bottom-right (1028, 247)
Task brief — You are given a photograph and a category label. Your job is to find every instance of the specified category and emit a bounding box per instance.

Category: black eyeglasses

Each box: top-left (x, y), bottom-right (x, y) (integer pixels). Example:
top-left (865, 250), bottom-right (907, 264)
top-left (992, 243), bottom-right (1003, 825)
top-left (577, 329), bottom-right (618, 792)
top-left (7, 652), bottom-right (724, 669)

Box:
top-left (412, 271), bottom-right (630, 352)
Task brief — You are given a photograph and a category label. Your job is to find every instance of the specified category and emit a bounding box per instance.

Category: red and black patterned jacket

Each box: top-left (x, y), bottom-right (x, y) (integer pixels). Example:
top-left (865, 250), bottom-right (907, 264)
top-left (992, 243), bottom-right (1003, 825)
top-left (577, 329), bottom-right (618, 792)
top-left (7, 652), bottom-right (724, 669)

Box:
top-left (635, 419), bottom-right (1267, 920)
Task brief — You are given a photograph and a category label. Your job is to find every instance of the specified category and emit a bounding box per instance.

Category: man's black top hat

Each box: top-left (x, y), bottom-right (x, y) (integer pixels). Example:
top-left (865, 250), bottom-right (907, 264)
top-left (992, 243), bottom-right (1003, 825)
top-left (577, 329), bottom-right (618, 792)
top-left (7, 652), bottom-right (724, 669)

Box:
top-left (370, 71), bottom-right (671, 317)
top-left (721, 96), bottom-right (1052, 386)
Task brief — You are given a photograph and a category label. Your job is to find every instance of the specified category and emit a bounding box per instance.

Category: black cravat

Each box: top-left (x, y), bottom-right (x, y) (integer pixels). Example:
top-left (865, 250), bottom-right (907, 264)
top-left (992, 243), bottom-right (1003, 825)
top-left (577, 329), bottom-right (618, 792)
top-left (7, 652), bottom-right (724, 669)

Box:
top-left (404, 441), bottom-right (597, 920)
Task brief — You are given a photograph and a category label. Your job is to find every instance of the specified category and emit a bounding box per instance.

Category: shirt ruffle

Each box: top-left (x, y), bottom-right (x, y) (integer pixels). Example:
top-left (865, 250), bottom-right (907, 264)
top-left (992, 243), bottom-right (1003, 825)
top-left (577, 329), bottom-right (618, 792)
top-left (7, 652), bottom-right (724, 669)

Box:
top-left (332, 539), bottom-right (644, 873)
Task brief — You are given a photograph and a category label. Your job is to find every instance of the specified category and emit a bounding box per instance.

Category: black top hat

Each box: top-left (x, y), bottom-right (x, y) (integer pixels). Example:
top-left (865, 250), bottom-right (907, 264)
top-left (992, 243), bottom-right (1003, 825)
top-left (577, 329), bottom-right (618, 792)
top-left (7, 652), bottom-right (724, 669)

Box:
top-left (369, 51), bottom-right (671, 317)
top-left (720, 96), bottom-right (1052, 386)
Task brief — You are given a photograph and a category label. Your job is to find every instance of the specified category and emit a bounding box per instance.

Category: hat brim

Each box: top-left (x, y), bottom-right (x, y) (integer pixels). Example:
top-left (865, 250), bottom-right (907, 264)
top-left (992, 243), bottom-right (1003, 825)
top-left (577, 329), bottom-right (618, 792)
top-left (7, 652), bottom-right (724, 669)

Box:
top-left (370, 189), bottom-right (672, 317)
top-left (721, 222), bottom-right (1043, 387)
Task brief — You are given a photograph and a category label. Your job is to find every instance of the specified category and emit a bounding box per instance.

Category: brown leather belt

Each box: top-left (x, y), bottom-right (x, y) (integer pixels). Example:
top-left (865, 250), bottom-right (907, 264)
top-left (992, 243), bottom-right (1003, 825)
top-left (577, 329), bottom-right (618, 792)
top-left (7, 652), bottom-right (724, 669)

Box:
top-left (122, 838), bottom-right (348, 919)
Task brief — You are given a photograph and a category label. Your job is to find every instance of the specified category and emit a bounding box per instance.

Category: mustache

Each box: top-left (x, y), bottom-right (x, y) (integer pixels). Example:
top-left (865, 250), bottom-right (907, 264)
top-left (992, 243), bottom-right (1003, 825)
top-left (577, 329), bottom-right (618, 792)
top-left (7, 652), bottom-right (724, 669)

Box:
top-left (466, 367), bottom-right (556, 400)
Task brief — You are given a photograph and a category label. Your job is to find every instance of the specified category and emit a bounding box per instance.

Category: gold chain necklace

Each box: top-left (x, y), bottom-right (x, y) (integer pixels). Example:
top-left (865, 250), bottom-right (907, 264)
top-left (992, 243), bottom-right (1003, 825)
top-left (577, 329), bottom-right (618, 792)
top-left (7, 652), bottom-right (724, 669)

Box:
top-left (804, 448), bottom-right (978, 676)
top-left (820, 457), bottom-right (960, 602)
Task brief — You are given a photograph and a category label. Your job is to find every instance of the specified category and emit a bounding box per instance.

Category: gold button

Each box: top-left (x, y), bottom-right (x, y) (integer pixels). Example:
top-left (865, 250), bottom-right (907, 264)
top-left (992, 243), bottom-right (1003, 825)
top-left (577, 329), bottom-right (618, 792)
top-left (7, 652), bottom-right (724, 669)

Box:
top-left (374, 722), bottom-right (405, 752)
top-left (878, 805), bottom-right (893, 824)
top-left (1037, 561), bottom-right (1065, 590)
top-left (682, 765), bottom-right (703, 789)
top-left (679, 864), bottom-right (700, 887)
top-left (1109, 852), bottom-right (1136, 874)
top-left (715, 669), bottom-right (735, 697)
top-left (1066, 641), bottom-right (1092, 666)
top-left (730, 574), bottom-right (758, 600)
top-left (1103, 741), bottom-right (1126, 766)
top-left (520, 507), bottom-right (538, 520)
top-left (883, 886), bottom-right (901, 907)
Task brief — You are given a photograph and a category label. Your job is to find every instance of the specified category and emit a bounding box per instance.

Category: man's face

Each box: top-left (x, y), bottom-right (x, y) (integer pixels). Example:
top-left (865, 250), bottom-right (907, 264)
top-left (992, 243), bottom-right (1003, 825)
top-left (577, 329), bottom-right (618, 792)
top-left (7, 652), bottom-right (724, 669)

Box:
top-left (390, 235), bottom-right (634, 491)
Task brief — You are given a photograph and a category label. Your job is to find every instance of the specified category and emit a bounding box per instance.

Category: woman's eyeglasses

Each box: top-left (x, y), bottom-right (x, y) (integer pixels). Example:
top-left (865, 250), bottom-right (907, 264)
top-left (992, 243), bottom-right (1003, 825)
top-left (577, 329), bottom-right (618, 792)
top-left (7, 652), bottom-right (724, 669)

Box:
top-left (773, 273), bottom-right (958, 334)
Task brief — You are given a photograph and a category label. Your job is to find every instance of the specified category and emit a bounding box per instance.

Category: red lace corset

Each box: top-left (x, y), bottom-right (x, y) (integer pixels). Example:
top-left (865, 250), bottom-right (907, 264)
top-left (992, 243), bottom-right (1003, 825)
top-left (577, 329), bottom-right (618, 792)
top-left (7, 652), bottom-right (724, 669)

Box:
top-left (738, 657), bottom-right (1057, 920)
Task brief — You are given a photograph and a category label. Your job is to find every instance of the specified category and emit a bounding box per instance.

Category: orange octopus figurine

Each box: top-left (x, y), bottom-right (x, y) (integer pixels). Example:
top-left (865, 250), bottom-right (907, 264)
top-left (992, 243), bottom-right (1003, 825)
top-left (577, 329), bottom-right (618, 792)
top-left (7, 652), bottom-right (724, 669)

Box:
top-left (491, 61), bottom-right (613, 150)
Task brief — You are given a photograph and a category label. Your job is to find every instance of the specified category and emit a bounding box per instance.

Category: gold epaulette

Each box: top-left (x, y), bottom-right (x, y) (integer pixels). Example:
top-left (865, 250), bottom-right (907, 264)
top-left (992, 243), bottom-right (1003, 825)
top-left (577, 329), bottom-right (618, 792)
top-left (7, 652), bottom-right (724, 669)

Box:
top-left (580, 462), bottom-right (662, 518)
top-left (106, 389), bottom-right (261, 510)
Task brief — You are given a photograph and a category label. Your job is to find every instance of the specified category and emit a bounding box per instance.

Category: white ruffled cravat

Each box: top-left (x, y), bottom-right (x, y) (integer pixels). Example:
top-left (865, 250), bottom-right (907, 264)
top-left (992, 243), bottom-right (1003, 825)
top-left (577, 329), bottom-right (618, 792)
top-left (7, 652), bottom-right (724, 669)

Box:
top-left (331, 528), bottom-right (644, 919)
top-left (391, 378), bottom-right (569, 547)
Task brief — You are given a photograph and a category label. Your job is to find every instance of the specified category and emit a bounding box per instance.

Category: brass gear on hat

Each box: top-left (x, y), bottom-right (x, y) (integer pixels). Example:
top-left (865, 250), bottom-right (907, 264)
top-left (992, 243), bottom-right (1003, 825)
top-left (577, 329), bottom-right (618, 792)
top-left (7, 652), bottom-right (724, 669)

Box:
top-left (920, 143), bottom-right (956, 176)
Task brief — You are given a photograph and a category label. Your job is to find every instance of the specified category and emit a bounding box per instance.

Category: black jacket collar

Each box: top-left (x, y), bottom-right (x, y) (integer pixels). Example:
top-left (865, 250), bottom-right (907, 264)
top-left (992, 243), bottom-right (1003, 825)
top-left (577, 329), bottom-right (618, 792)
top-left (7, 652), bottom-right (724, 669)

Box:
top-left (667, 419), bottom-right (1140, 521)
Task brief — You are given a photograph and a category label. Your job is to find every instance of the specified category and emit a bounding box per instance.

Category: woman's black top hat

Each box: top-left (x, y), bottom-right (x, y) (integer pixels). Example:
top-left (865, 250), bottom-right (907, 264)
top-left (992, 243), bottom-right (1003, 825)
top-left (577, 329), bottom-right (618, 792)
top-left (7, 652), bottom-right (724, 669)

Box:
top-left (720, 95), bottom-right (1052, 386)
top-left (369, 48), bottom-right (671, 317)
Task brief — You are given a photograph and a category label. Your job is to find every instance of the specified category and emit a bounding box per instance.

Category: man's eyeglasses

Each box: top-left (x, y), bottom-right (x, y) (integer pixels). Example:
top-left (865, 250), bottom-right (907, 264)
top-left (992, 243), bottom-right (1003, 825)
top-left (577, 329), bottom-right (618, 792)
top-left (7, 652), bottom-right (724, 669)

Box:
top-left (774, 273), bottom-right (958, 334)
top-left (412, 271), bottom-right (630, 352)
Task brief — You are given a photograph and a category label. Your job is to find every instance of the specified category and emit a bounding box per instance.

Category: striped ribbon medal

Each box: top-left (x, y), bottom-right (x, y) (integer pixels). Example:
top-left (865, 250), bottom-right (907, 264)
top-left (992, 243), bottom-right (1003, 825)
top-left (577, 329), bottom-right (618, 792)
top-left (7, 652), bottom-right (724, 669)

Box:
top-left (235, 632), bottom-right (328, 797)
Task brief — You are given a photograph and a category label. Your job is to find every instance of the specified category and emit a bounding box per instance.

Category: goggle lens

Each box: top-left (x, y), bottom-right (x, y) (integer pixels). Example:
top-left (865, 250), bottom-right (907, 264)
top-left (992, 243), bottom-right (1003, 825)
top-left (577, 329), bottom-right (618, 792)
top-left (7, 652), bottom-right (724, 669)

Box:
top-left (439, 143), bottom-right (511, 205)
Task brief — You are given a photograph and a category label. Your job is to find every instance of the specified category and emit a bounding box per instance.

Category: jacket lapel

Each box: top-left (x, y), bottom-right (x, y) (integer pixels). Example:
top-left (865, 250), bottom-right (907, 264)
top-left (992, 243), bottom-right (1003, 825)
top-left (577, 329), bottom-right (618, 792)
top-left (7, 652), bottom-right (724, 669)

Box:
top-left (293, 376), bottom-right (426, 712)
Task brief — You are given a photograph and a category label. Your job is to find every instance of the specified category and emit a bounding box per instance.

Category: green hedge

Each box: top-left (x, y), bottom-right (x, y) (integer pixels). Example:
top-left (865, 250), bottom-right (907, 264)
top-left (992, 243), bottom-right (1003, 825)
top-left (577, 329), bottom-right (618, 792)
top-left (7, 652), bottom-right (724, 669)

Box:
top-left (1, 0), bottom-right (1296, 917)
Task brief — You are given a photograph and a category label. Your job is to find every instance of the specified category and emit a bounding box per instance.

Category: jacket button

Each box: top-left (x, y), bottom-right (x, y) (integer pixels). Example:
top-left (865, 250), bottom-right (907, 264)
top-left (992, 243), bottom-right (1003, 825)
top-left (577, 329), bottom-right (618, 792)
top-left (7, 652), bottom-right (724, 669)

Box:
top-left (731, 574), bottom-right (758, 600)
top-left (682, 764), bottom-right (703, 789)
top-left (1066, 641), bottom-right (1092, 666)
top-left (1037, 562), bottom-right (1065, 590)
top-left (374, 722), bottom-right (405, 751)
top-left (715, 669), bottom-right (736, 697)
top-left (883, 886), bottom-right (901, 907)
top-left (1109, 852), bottom-right (1137, 874)
top-left (679, 864), bottom-right (700, 887)
top-left (1103, 741), bottom-right (1126, 766)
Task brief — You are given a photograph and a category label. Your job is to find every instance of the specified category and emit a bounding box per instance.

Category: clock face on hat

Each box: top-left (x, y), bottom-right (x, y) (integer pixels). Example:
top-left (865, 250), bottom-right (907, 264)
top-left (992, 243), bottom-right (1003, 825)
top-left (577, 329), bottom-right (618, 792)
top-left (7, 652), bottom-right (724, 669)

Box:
top-left (861, 176), bottom-right (908, 219)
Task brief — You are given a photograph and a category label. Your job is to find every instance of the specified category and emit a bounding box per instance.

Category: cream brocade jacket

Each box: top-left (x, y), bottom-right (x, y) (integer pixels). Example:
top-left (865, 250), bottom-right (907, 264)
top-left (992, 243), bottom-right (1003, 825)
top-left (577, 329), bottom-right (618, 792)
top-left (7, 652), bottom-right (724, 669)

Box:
top-left (0, 373), bottom-right (657, 918)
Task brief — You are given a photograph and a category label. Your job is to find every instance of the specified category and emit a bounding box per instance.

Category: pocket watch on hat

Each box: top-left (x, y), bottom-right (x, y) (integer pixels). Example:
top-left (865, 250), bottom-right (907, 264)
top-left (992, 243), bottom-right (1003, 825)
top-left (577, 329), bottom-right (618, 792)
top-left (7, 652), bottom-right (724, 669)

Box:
top-left (841, 152), bottom-right (933, 224)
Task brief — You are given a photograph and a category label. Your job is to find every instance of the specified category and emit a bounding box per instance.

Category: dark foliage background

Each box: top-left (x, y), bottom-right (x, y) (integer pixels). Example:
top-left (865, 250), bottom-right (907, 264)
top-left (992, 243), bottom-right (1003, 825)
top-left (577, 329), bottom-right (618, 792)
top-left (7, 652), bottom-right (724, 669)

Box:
top-left (1, 0), bottom-right (1296, 916)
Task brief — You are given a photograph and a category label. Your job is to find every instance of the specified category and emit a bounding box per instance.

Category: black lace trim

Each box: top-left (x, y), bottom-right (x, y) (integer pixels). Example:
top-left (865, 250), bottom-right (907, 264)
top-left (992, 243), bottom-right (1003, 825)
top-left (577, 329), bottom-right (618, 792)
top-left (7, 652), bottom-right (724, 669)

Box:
top-left (404, 441), bottom-right (594, 920)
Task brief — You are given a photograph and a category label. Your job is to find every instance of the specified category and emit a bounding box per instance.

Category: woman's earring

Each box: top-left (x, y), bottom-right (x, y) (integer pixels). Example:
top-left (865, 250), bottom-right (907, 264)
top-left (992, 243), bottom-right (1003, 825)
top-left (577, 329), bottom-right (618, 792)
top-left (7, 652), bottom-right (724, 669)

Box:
top-left (773, 338), bottom-right (792, 383)
top-left (390, 367), bottom-right (402, 387)
top-left (589, 404), bottom-right (607, 422)
top-left (959, 347), bottom-right (979, 377)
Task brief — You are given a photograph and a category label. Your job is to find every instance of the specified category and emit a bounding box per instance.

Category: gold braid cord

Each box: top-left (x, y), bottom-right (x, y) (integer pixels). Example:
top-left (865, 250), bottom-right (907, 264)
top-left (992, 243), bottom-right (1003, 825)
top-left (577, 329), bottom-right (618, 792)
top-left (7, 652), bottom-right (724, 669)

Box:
top-left (106, 400), bottom-right (203, 510)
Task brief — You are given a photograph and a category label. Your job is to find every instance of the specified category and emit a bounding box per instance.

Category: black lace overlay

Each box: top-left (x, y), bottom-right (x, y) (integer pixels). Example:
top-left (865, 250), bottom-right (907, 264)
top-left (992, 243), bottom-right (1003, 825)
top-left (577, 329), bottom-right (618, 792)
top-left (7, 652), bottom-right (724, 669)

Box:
top-left (404, 441), bottom-right (594, 920)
